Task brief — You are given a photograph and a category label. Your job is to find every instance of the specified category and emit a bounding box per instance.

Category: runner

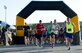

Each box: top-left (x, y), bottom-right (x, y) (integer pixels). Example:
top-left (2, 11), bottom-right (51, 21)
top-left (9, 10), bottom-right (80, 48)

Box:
top-left (65, 18), bottom-right (76, 50)
top-left (47, 21), bottom-right (53, 47)
top-left (51, 19), bottom-right (60, 47)
top-left (36, 20), bottom-right (45, 47)
top-left (23, 23), bottom-right (30, 46)
top-left (59, 25), bottom-right (65, 44)
top-left (42, 28), bottom-right (48, 45)
top-left (31, 28), bottom-right (37, 46)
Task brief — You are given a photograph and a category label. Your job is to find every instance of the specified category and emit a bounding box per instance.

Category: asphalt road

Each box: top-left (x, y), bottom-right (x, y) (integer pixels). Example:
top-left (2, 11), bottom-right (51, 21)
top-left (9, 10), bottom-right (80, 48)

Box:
top-left (0, 43), bottom-right (82, 53)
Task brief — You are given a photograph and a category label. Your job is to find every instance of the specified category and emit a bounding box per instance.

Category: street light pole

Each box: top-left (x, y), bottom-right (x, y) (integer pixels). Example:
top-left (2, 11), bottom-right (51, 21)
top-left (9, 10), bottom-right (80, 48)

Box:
top-left (4, 5), bottom-right (9, 46)
top-left (4, 5), bottom-right (7, 25)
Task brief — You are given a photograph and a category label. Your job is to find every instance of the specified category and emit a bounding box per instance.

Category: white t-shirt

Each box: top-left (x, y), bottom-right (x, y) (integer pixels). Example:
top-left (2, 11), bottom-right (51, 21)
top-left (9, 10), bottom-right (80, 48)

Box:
top-left (51, 24), bottom-right (59, 34)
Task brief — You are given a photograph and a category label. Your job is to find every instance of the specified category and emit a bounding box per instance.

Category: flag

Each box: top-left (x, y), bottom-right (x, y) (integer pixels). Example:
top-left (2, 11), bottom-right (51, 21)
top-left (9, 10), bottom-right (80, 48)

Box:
top-left (4, 5), bottom-right (7, 9)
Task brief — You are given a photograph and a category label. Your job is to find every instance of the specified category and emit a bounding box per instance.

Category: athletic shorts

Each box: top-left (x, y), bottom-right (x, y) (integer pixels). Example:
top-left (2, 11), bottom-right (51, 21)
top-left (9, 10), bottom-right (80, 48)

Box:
top-left (59, 33), bottom-right (64, 38)
top-left (32, 34), bottom-right (36, 37)
top-left (43, 35), bottom-right (47, 37)
top-left (36, 34), bottom-right (42, 39)
top-left (47, 32), bottom-right (52, 37)
top-left (65, 33), bottom-right (73, 39)
top-left (24, 32), bottom-right (29, 37)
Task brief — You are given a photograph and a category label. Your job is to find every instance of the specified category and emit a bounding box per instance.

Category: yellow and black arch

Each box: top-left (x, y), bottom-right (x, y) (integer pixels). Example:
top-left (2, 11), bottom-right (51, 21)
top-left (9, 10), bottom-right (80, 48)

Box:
top-left (15, 1), bottom-right (80, 44)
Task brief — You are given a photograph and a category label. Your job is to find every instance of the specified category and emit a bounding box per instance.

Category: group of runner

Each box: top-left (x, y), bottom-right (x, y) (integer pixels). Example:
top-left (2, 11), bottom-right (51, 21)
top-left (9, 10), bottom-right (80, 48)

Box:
top-left (24, 18), bottom-right (76, 50)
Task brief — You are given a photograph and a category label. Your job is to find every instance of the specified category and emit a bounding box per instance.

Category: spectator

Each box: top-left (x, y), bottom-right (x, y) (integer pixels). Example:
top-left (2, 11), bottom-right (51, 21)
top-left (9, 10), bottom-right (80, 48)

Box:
top-left (2, 27), bottom-right (7, 45)
top-left (0, 26), bottom-right (3, 44)
top-left (5, 27), bottom-right (12, 46)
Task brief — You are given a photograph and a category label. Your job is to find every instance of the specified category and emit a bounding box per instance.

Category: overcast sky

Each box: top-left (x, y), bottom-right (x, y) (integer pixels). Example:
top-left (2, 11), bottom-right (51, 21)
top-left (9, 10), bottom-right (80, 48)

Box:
top-left (0, 0), bottom-right (82, 25)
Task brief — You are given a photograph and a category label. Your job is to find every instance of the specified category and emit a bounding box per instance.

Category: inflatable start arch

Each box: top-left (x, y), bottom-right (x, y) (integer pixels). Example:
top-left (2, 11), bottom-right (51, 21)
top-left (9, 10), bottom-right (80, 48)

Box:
top-left (15, 0), bottom-right (80, 44)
